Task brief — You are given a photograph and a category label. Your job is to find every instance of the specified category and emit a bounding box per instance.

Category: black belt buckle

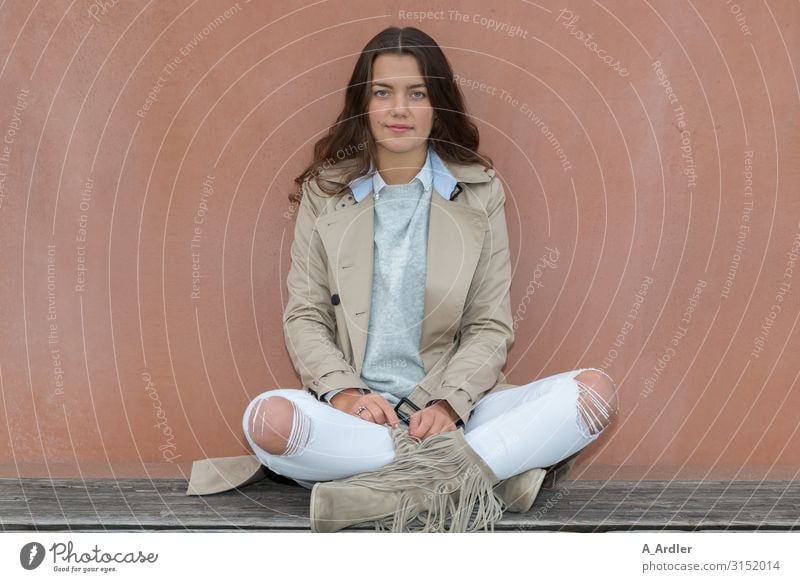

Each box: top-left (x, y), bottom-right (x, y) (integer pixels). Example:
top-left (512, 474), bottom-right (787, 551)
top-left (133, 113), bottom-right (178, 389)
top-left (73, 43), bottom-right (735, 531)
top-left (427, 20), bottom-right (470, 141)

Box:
top-left (394, 396), bottom-right (421, 425)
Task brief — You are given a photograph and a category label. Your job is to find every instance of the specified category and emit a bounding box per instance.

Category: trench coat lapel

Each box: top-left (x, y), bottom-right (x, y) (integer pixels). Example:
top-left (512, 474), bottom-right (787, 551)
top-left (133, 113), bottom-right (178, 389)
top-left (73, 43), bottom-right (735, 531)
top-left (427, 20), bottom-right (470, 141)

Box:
top-left (317, 181), bottom-right (486, 376)
top-left (185, 157), bottom-right (496, 496)
top-left (317, 196), bottom-right (374, 374)
top-left (421, 191), bottom-right (486, 369)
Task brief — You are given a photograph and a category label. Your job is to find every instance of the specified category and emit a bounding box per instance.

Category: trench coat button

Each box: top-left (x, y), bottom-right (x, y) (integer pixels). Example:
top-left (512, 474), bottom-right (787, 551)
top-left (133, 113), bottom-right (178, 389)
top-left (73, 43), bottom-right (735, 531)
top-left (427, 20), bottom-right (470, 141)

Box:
top-left (331, 293), bottom-right (340, 305)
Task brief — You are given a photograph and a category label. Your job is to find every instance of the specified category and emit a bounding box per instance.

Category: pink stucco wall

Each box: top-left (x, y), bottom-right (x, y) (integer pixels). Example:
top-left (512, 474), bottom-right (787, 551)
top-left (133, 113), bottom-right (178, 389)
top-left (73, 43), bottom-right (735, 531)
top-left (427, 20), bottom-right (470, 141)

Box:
top-left (0, 1), bottom-right (797, 480)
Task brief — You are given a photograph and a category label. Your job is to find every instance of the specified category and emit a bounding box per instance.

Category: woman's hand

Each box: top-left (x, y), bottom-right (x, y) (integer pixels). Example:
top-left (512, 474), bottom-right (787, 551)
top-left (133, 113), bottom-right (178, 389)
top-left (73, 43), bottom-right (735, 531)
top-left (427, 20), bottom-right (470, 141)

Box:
top-left (330, 389), bottom-right (400, 428)
top-left (408, 400), bottom-right (460, 441)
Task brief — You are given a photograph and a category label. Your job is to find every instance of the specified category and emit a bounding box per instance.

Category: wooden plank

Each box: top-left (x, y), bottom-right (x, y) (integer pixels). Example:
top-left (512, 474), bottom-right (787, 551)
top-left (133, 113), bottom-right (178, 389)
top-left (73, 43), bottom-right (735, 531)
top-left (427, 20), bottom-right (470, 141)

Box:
top-left (1, 477), bottom-right (798, 531)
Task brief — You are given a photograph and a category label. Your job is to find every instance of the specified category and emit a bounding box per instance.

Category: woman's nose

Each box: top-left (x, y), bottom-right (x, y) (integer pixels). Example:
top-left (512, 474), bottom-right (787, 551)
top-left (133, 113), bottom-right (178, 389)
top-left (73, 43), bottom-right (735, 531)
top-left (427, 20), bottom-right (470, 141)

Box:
top-left (389, 95), bottom-right (410, 114)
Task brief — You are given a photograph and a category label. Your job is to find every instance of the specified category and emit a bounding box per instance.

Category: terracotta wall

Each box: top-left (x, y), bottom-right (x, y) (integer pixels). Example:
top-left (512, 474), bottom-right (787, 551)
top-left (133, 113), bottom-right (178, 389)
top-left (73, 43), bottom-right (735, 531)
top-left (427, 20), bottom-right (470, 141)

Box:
top-left (0, 1), bottom-right (797, 481)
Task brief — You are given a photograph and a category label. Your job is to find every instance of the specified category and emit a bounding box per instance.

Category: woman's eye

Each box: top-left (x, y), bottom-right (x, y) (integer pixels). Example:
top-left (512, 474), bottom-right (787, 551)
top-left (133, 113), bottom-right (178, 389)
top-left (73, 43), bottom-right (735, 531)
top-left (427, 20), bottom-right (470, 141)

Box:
top-left (372, 89), bottom-right (426, 99)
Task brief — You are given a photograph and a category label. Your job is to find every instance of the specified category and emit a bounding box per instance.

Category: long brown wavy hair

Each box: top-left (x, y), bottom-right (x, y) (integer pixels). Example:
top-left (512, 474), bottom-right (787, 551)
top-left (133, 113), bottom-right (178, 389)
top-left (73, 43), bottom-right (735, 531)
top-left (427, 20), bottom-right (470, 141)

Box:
top-left (289, 26), bottom-right (493, 205)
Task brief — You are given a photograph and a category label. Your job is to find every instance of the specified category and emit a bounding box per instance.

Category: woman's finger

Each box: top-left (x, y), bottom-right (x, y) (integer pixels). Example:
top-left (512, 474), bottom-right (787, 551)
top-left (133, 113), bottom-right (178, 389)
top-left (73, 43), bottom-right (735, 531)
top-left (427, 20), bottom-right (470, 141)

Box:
top-left (363, 401), bottom-right (387, 425)
top-left (428, 416), bottom-right (448, 438)
top-left (354, 402), bottom-right (375, 421)
top-left (366, 402), bottom-right (385, 425)
top-left (424, 411), bottom-right (455, 439)
top-left (411, 410), bottom-right (434, 439)
top-left (373, 397), bottom-right (400, 427)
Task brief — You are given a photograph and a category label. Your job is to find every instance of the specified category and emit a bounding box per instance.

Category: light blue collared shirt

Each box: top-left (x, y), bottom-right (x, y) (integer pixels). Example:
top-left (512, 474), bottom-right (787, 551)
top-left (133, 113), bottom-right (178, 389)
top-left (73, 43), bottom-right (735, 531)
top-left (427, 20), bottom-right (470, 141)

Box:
top-left (347, 146), bottom-right (459, 203)
top-left (323, 146), bottom-right (459, 407)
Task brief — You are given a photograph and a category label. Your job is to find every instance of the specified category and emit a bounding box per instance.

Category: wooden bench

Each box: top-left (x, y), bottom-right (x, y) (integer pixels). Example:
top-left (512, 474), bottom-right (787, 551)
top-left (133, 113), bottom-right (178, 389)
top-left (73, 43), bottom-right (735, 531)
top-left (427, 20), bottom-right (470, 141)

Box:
top-left (2, 473), bottom-right (797, 531)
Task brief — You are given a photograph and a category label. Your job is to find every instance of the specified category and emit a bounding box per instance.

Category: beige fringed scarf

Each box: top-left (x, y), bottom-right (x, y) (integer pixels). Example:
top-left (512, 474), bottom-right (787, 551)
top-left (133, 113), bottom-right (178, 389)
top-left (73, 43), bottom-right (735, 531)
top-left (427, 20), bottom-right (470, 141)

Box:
top-left (332, 425), bottom-right (506, 533)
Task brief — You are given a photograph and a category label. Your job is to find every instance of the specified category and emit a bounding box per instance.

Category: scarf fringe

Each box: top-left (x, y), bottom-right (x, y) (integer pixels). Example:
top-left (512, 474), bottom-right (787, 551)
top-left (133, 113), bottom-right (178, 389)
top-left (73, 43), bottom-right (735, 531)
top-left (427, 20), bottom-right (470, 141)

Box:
top-left (336, 426), bottom-right (506, 533)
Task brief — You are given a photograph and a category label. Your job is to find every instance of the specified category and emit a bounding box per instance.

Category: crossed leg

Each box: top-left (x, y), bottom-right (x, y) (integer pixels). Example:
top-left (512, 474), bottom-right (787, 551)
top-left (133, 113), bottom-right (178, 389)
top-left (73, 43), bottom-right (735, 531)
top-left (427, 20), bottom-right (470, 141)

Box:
top-left (247, 395), bottom-right (303, 456)
top-left (463, 367), bottom-right (620, 480)
top-left (573, 368), bottom-right (620, 437)
top-left (242, 389), bottom-right (397, 485)
top-left (243, 368), bottom-right (620, 486)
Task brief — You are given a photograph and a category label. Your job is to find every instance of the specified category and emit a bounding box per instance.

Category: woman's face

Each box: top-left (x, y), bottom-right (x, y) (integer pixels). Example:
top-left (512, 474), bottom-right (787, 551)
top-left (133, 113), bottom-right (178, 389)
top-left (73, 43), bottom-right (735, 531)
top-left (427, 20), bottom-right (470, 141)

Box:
top-left (367, 53), bottom-right (433, 156)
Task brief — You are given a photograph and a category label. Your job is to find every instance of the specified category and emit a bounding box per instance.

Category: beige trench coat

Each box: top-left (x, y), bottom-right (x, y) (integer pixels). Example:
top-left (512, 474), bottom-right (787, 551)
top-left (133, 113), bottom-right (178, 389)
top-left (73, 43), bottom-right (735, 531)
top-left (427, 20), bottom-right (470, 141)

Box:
top-left (186, 156), bottom-right (518, 495)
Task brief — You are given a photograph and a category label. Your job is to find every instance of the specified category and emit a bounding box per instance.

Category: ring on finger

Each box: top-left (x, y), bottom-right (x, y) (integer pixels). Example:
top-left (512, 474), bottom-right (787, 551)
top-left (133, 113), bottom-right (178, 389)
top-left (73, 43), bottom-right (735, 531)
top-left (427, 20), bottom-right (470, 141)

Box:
top-left (355, 406), bottom-right (368, 417)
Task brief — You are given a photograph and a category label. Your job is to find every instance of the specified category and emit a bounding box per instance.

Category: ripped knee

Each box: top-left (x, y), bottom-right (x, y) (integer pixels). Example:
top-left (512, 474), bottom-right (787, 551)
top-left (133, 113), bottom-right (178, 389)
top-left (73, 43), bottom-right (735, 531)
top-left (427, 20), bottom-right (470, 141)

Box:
top-left (246, 395), bottom-right (311, 456)
top-left (573, 369), bottom-right (619, 437)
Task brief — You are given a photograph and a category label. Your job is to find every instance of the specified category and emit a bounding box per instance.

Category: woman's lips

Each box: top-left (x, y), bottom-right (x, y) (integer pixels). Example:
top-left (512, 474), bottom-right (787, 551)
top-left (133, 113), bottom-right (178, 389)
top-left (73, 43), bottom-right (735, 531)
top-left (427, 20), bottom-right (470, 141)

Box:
top-left (386, 125), bottom-right (412, 133)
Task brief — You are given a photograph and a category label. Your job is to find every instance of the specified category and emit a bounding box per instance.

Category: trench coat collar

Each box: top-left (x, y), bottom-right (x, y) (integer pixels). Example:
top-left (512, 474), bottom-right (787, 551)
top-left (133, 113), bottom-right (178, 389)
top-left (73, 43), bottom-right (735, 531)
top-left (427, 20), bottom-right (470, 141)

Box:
top-left (348, 146), bottom-right (453, 203)
top-left (314, 150), bottom-right (495, 380)
top-left (185, 153), bottom-right (498, 497)
top-left (317, 148), bottom-right (494, 194)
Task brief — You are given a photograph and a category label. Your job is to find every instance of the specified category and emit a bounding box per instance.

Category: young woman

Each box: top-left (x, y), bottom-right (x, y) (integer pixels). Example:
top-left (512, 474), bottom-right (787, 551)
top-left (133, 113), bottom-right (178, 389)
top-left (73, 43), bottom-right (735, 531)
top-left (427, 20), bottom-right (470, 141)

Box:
top-left (242, 26), bottom-right (619, 532)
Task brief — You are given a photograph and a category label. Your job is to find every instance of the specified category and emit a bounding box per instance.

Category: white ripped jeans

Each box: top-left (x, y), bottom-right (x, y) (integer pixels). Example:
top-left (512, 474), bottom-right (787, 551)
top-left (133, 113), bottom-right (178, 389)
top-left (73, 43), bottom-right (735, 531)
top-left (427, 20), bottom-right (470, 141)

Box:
top-left (242, 368), bottom-right (618, 489)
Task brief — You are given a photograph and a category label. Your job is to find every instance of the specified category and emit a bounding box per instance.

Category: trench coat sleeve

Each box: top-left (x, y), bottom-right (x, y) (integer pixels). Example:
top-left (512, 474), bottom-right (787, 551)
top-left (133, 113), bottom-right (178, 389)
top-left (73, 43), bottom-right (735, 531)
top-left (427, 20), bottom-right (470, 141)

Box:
top-left (283, 180), bottom-right (371, 400)
top-left (429, 178), bottom-right (515, 425)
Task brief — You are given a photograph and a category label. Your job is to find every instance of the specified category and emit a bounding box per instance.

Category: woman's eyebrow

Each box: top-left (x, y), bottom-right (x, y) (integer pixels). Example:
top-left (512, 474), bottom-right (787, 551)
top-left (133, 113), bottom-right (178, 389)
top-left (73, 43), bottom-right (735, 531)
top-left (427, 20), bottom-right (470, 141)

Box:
top-left (371, 81), bottom-right (427, 89)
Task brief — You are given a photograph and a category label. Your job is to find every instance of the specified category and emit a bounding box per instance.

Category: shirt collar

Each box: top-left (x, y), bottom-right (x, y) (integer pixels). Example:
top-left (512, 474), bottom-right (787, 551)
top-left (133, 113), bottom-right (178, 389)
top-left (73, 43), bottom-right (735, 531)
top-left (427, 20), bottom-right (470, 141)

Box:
top-left (348, 146), bottom-right (458, 203)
